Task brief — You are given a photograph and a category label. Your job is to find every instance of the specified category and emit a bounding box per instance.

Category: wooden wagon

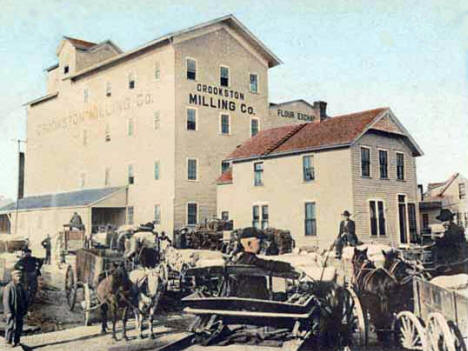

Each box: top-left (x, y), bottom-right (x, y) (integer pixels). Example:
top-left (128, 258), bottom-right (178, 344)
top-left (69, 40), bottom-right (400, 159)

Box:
top-left (180, 264), bottom-right (367, 350)
top-left (396, 277), bottom-right (468, 351)
top-left (58, 229), bottom-right (86, 253)
top-left (64, 248), bottom-right (125, 325)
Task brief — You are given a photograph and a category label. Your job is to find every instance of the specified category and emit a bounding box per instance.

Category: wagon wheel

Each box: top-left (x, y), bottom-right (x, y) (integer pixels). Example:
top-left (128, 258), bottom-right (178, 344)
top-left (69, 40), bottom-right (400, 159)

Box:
top-left (395, 311), bottom-right (426, 350)
top-left (65, 264), bottom-right (77, 311)
top-left (342, 286), bottom-right (368, 347)
top-left (426, 312), bottom-right (461, 351)
top-left (83, 283), bottom-right (92, 326)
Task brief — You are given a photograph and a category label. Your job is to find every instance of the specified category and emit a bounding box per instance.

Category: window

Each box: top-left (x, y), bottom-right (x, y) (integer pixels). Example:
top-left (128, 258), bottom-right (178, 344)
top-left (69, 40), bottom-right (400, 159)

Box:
top-left (221, 161), bottom-right (230, 174)
top-left (79, 172), bottom-right (86, 188)
top-left (361, 147), bottom-right (370, 177)
top-left (105, 123), bottom-right (111, 142)
top-left (82, 129), bottom-right (88, 146)
top-left (303, 155), bottom-right (315, 181)
top-left (379, 150), bottom-right (388, 179)
top-left (128, 118), bottom-right (134, 136)
top-left (187, 203), bottom-right (198, 225)
top-left (84, 88), bottom-right (88, 103)
top-left (369, 200), bottom-right (386, 236)
top-left (305, 202), bottom-right (317, 236)
top-left (220, 114), bottom-right (230, 135)
top-left (221, 211), bottom-right (229, 221)
top-left (187, 108), bottom-right (197, 130)
top-left (251, 118), bottom-right (259, 137)
top-left (153, 111), bottom-right (160, 130)
top-left (106, 82), bottom-right (112, 97)
top-left (459, 183), bottom-right (466, 200)
top-left (154, 62), bottom-right (160, 80)
top-left (187, 159), bottom-right (197, 181)
top-left (128, 72), bottom-right (135, 89)
top-left (254, 162), bottom-right (263, 186)
top-left (249, 74), bottom-right (258, 93)
top-left (154, 205), bottom-right (161, 225)
top-left (64, 65), bottom-right (69, 74)
top-left (104, 167), bottom-right (110, 186)
top-left (220, 66), bottom-right (229, 87)
top-left (252, 205), bottom-right (260, 229)
top-left (422, 214), bottom-right (429, 230)
top-left (154, 161), bottom-right (160, 180)
top-left (408, 203), bottom-right (417, 241)
top-left (186, 58), bottom-right (196, 80)
top-left (128, 164), bottom-right (134, 185)
top-left (261, 205), bottom-right (269, 230)
top-left (127, 206), bottom-right (134, 225)
top-left (397, 153), bottom-right (405, 180)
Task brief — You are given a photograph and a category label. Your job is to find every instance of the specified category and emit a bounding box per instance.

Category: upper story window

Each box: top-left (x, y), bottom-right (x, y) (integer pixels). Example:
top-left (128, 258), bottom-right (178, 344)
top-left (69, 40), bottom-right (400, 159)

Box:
top-left (221, 161), bottom-right (230, 174)
top-left (220, 66), bottom-right (229, 87)
top-left (105, 123), bottom-right (111, 142)
top-left (154, 161), bottom-right (160, 180)
top-left (128, 72), bottom-right (135, 89)
top-left (154, 62), bottom-right (160, 80)
top-left (396, 152), bottom-right (405, 180)
top-left (106, 82), bottom-right (112, 97)
top-left (361, 147), bottom-right (370, 177)
top-left (154, 111), bottom-right (160, 130)
top-left (379, 150), bottom-right (388, 179)
top-left (187, 108), bottom-right (197, 131)
top-left (104, 167), bottom-right (110, 186)
top-left (128, 164), bottom-right (134, 185)
top-left (187, 158), bottom-right (198, 181)
top-left (369, 200), bottom-right (386, 236)
top-left (305, 202), bottom-right (317, 236)
top-left (251, 118), bottom-right (259, 137)
top-left (220, 114), bottom-right (230, 135)
top-left (84, 88), bottom-right (88, 103)
top-left (127, 206), bottom-right (134, 225)
top-left (154, 204), bottom-right (161, 224)
top-left (459, 183), bottom-right (466, 199)
top-left (303, 155), bottom-right (315, 181)
top-left (64, 65), bottom-right (69, 74)
top-left (186, 58), bottom-right (197, 80)
top-left (254, 162), bottom-right (263, 186)
top-left (128, 118), bottom-right (134, 136)
top-left (249, 74), bottom-right (258, 93)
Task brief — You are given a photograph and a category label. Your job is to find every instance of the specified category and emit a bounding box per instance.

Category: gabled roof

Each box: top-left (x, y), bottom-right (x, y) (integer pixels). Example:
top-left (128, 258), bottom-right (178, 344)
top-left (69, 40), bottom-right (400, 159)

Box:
top-left (427, 182), bottom-right (446, 191)
top-left (64, 36), bottom-right (97, 49)
top-left (217, 168), bottom-right (233, 185)
top-left (437, 173), bottom-right (460, 196)
top-left (0, 187), bottom-right (126, 213)
top-left (67, 14), bottom-right (281, 81)
top-left (269, 99), bottom-right (315, 109)
top-left (226, 107), bottom-right (423, 162)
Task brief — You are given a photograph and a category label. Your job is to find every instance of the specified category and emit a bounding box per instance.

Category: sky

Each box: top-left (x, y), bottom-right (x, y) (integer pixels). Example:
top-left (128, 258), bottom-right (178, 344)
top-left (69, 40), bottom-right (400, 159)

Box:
top-left (0, 0), bottom-right (467, 200)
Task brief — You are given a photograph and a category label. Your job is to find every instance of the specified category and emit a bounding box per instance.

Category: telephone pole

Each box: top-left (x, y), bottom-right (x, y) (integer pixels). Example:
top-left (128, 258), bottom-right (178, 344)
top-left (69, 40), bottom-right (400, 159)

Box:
top-left (11, 139), bottom-right (26, 234)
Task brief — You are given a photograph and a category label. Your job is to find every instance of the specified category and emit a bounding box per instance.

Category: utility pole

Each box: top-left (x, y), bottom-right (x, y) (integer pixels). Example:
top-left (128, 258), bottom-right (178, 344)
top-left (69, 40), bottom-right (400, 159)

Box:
top-left (11, 139), bottom-right (26, 234)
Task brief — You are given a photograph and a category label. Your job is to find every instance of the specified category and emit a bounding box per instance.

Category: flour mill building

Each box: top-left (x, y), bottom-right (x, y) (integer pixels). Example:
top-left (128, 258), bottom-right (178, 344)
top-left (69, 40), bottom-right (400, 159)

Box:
top-left (0, 15), bottom-right (321, 245)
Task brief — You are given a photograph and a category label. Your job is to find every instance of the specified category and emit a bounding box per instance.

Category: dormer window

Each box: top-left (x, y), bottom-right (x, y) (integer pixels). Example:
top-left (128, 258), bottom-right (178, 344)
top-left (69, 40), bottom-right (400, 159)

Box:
top-left (64, 65), bottom-right (69, 74)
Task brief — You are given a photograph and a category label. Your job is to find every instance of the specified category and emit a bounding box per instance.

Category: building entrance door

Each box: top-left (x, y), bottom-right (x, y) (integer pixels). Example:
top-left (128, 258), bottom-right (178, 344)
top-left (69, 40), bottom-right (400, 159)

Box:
top-left (398, 195), bottom-right (408, 244)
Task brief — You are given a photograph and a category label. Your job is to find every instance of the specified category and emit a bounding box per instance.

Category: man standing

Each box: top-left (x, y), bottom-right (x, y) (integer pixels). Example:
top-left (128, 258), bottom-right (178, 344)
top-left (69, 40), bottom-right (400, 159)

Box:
top-left (231, 227), bottom-right (293, 299)
top-left (14, 249), bottom-right (42, 306)
top-left (41, 234), bottom-right (52, 265)
top-left (159, 231), bottom-right (172, 260)
top-left (3, 270), bottom-right (28, 348)
top-left (434, 209), bottom-right (467, 263)
top-left (335, 210), bottom-right (358, 259)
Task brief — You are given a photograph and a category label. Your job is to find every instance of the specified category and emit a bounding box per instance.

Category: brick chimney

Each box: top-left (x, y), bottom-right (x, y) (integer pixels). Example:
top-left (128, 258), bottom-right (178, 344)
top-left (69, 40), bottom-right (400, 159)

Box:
top-left (313, 101), bottom-right (328, 121)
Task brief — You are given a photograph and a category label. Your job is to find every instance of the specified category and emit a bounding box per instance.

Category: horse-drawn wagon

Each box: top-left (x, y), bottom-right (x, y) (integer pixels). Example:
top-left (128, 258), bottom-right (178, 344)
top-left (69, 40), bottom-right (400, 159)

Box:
top-left (64, 248), bottom-right (125, 325)
top-left (179, 264), bottom-right (367, 350)
top-left (57, 229), bottom-right (86, 254)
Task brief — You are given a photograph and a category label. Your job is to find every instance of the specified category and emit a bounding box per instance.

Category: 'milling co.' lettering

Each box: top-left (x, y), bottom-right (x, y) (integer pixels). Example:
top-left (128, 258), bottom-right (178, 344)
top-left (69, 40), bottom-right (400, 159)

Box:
top-left (188, 83), bottom-right (255, 115)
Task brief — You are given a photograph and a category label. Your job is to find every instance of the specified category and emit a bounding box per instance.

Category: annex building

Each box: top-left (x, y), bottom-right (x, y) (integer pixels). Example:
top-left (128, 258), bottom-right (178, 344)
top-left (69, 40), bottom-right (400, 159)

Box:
top-left (217, 108), bottom-right (424, 249)
top-left (0, 15), bottom-right (323, 246)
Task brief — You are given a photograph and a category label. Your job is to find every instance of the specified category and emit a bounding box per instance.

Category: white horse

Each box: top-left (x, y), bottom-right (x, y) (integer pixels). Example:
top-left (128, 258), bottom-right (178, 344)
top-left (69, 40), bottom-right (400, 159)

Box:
top-left (129, 267), bottom-right (166, 339)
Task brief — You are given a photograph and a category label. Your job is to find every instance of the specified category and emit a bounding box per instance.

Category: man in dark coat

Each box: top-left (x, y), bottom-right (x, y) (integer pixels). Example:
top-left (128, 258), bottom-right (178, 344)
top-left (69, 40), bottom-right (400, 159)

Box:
top-left (231, 227), bottom-right (293, 299)
top-left (69, 212), bottom-right (84, 230)
top-left (14, 249), bottom-right (42, 306)
top-left (434, 209), bottom-right (467, 263)
top-left (3, 270), bottom-right (28, 348)
top-left (41, 234), bottom-right (52, 265)
top-left (335, 210), bottom-right (358, 259)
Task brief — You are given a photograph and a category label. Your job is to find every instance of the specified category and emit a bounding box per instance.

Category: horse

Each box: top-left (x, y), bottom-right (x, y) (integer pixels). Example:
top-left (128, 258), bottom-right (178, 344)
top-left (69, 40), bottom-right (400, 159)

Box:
top-left (96, 263), bottom-right (137, 341)
top-left (352, 247), bottom-right (400, 343)
top-left (129, 267), bottom-right (166, 339)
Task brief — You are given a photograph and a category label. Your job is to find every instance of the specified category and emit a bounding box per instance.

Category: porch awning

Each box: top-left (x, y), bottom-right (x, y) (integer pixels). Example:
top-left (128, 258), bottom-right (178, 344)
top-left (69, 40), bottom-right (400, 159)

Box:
top-left (0, 187), bottom-right (127, 213)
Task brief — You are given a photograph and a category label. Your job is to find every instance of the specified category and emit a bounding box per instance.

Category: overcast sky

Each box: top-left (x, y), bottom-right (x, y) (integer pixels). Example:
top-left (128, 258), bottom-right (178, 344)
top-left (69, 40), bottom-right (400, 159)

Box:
top-left (0, 0), bottom-right (467, 200)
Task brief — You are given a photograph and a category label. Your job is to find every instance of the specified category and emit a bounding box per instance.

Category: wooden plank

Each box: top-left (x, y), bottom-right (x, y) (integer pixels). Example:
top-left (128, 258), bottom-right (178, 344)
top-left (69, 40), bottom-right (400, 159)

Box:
top-left (184, 307), bottom-right (311, 319)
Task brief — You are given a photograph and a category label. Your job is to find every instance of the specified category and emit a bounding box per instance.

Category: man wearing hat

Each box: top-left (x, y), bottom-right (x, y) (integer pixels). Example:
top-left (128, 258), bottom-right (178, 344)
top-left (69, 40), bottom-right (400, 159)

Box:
top-left (334, 210), bottom-right (358, 259)
top-left (3, 270), bottom-right (28, 348)
top-left (231, 227), bottom-right (293, 299)
top-left (14, 249), bottom-right (43, 305)
top-left (434, 209), bottom-right (467, 263)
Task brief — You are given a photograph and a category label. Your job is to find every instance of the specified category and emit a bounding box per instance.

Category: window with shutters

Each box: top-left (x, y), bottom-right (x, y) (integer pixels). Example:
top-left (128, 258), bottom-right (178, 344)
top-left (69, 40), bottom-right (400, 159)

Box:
top-left (369, 200), bottom-right (386, 236)
top-left (303, 155), bottom-right (315, 181)
top-left (379, 150), bottom-right (388, 179)
top-left (305, 202), bottom-right (317, 236)
top-left (220, 66), bottom-right (229, 87)
top-left (361, 147), bottom-right (370, 177)
top-left (186, 58), bottom-right (196, 80)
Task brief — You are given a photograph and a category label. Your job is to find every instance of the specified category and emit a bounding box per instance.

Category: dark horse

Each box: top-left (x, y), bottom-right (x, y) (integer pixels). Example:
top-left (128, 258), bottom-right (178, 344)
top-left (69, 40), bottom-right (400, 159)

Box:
top-left (96, 263), bottom-right (137, 341)
top-left (352, 248), bottom-right (400, 343)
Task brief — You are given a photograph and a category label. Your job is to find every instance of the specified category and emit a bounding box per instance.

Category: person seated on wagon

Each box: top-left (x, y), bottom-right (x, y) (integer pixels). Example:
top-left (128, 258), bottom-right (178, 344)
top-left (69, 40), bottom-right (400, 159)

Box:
top-left (334, 210), bottom-right (358, 259)
top-left (433, 209), bottom-right (467, 263)
top-left (124, 223), bottom-right (159, 261)
top-left (230, 227), bottom-right (293, 300)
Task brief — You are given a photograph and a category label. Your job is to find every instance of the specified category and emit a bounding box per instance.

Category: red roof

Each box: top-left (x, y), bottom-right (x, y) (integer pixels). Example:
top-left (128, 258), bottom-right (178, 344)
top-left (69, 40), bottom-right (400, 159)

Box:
top-left (217, 168), bottom-right (233, 184)
top-left (64, 37), bottom-right (97, 49)
top-left (227, 107), bottom-right (388, 160)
